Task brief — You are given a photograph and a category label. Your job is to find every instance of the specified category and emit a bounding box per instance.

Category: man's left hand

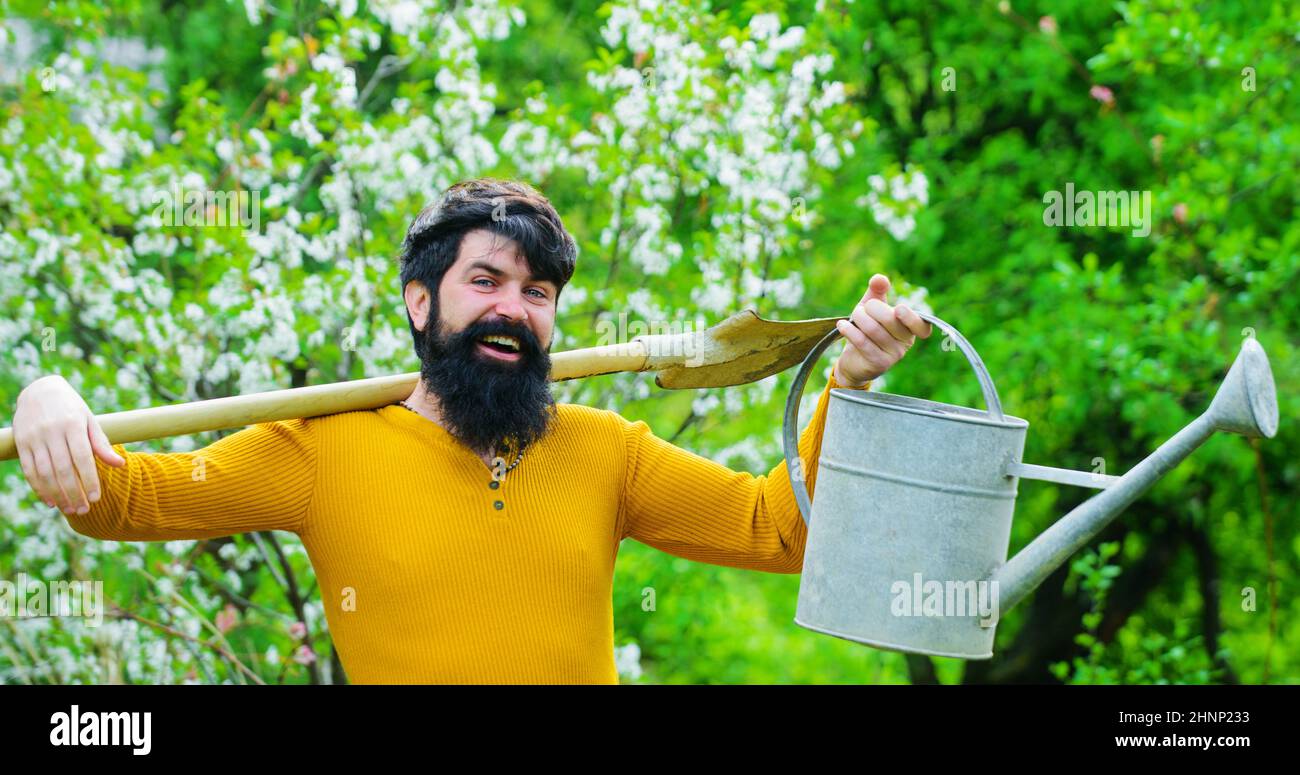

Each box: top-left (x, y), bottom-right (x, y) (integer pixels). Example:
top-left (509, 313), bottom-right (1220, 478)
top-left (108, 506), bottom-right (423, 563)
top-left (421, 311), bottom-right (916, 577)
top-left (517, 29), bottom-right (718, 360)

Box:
top-left (832, 273), bottom-right (933, 387)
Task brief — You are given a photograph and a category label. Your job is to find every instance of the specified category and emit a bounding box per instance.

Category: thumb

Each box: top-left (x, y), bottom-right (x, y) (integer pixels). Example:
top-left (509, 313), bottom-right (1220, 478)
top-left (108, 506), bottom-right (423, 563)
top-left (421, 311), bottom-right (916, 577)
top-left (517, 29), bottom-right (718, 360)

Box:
top-left (864, 273), bottom-right (891, 304)
top-left (88, 419), bottom-right (126, 467)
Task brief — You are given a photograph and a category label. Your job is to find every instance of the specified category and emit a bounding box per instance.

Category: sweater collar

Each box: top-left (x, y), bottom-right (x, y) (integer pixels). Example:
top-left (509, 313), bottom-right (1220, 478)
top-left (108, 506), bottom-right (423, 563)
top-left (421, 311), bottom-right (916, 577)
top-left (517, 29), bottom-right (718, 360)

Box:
top-left (380, 402), bottom-right (466, 452)
top-left (380, 400), bottom-right (563, 465)
top-left (380, 403), bottom-right (534, 474)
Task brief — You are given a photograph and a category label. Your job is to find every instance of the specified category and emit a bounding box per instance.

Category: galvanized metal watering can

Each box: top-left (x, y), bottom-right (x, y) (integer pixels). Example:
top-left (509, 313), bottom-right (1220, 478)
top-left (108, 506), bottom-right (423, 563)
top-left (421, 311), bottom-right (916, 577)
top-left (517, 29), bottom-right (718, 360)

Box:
top-left (783, 312), bottom-right (1279, 659)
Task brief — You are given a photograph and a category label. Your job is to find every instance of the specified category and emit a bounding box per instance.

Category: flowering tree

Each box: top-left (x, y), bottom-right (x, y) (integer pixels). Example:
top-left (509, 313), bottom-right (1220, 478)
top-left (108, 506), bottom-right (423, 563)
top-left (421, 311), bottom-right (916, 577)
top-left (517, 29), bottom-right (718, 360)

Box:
top-left (0, 0), bottom-right (873, 683)
top-left (3, 0), bottom-right (1293, 685)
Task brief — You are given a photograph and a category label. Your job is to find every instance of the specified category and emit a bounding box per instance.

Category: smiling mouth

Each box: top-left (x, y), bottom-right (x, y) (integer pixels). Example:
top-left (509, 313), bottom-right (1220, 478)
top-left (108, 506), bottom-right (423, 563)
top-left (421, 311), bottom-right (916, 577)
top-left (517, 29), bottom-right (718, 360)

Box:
top-left (476, 334), bottom-right (523, 361)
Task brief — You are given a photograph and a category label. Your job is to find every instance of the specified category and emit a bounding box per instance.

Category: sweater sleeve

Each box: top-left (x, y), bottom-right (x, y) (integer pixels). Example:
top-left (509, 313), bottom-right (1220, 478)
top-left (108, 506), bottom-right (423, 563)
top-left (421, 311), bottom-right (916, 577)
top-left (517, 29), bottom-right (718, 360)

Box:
top-left (62, 419), bottom-right (319, 542)
top-left (615, 373), bottom-right (869, 573)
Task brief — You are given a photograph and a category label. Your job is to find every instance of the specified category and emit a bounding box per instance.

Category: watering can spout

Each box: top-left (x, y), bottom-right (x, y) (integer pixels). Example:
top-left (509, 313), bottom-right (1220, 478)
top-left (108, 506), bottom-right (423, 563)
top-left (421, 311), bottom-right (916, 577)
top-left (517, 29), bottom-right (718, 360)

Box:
top-left (989, 336), bottom-right (1279, 619)
top-left (1204, 337), bottom-right (1280, 439)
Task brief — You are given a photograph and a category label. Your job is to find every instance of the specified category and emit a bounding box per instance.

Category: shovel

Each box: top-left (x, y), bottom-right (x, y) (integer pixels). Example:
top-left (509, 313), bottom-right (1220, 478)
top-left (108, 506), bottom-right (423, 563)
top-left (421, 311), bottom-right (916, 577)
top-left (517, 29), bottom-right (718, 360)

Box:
top-left (0, 310), bottom-right (844, 460)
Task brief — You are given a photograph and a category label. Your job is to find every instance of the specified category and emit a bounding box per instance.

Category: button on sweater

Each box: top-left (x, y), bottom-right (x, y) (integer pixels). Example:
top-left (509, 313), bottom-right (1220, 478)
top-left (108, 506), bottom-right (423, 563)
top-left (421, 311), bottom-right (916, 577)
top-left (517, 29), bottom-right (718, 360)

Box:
top-left (69, 374), bottom-right (867, 683)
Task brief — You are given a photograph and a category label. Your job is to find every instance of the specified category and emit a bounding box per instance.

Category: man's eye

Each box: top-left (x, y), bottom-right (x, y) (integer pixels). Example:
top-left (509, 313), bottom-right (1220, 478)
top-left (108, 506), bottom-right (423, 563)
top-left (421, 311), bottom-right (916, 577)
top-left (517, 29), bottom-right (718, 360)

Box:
top-left (527, 288), bottom-right (548, 299)
top-left (473, 278), bottom-right (494, 287)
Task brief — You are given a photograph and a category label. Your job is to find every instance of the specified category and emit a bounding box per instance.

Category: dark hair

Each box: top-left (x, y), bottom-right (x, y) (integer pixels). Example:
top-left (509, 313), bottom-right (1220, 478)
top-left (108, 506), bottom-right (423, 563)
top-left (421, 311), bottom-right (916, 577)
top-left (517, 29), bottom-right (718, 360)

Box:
top-left (398, 178), bottom-right (578, 351)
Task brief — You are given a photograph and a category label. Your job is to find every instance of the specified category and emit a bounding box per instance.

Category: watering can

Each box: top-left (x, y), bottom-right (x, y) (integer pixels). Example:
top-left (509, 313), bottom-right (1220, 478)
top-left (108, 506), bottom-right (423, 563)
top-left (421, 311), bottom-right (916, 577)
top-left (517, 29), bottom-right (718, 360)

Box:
top-left (782, 312), bottom-right (1279, 659)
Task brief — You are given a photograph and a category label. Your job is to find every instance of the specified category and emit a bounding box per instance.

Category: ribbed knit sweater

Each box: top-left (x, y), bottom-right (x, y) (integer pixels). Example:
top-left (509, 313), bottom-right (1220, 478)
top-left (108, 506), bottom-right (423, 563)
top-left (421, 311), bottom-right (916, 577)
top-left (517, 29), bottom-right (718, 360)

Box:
top-left (68, 374), bottom-right (866, 683)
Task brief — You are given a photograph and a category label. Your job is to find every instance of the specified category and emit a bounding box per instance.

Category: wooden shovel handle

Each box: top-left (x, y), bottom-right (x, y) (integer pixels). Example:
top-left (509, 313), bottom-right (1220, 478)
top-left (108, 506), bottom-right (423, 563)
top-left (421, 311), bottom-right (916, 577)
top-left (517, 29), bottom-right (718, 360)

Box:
top-left (0, 341), bottom-right (658, 461)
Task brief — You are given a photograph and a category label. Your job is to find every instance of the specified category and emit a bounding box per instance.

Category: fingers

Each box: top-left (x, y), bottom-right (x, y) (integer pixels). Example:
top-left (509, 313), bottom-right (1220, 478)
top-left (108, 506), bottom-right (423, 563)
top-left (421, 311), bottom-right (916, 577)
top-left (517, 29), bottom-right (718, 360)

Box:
top-left (850, 304), bottom-right (907, 360)
top-left (89, 420), bottom-right (125, 467)
top-left (837, 276), bottom-right (928, 386)
top-left (20, 425), bottom-right (109, 514)
top-left (835, 318), bottom-right (879, 386)
top-left (863, 298), bottom-right (914, 345)
top-left (835, 317), bottom-right (870, 352)
top-left (17, 446), bottom-right (48, 508)
top-left (894, 303), bottom-right (933, 339)
top-left (67, 422), bottom-right (101, 505)
top-left (31, 445), bottom-right (71, 512)
top-left (12, 376), bottom-right (113, 514)
top-left (858, 276), bottom-right (929, 343)
top-left (47, 438), bottom-right (89, 515)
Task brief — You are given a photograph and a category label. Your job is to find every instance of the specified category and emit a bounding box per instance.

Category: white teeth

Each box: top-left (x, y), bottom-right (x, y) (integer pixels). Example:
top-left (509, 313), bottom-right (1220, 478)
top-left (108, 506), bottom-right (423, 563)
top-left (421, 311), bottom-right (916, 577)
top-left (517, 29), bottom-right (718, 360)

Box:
top-left (481, 335), bottom-right (520, 351)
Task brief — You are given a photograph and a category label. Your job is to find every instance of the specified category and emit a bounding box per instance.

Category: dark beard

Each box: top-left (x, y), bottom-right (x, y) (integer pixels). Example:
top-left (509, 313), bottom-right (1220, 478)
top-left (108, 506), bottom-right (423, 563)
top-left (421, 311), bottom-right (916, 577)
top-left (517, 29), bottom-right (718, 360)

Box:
top-left (416, 312), bottom-right (556, 459)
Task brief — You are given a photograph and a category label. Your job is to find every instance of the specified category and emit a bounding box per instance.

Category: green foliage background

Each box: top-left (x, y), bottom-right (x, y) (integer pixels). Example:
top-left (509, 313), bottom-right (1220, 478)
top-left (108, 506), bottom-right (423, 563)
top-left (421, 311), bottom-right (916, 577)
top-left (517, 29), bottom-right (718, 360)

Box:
top-left (0, 0), bottom-right (1295, 683)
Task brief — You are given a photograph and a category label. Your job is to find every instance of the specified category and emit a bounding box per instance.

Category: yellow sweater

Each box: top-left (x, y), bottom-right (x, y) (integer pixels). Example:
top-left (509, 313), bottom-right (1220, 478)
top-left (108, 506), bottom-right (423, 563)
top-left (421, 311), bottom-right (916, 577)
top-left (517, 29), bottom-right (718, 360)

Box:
top-left (70, 374), bottom-right (865, 683)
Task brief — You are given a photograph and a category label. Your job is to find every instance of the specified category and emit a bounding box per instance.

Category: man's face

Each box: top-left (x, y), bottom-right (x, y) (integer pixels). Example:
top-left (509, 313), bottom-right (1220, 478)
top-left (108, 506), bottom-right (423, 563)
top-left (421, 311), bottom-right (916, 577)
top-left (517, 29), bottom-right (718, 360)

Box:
top-left (405, 229), bottom-right (561, 457)
top-left (435, 228), bottom-right (558, 356)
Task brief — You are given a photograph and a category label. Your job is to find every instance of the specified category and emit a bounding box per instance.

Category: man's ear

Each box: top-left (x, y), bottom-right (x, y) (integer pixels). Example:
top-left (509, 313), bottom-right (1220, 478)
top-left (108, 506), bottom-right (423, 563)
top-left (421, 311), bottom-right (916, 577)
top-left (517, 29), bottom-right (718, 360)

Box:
top-left (404, 280), bottom-right (431, 332)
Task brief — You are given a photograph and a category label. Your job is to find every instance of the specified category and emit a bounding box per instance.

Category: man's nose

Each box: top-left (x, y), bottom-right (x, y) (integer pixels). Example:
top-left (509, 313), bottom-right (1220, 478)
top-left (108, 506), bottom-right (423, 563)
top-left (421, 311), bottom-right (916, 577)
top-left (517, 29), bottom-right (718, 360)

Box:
top-left (492, 292), bottom-right (528, 323)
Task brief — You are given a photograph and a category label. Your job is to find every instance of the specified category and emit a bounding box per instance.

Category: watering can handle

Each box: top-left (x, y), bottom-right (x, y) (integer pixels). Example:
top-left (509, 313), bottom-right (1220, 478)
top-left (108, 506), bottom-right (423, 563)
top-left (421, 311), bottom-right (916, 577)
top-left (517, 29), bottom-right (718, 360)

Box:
top-left (782, 311), bottom-right (1005, 526)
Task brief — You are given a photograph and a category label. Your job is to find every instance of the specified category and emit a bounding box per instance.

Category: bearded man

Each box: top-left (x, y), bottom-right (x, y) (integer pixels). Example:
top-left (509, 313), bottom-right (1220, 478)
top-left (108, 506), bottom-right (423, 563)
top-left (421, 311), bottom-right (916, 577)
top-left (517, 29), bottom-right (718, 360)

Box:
top-left (12, 178), bottom-right (931, 683)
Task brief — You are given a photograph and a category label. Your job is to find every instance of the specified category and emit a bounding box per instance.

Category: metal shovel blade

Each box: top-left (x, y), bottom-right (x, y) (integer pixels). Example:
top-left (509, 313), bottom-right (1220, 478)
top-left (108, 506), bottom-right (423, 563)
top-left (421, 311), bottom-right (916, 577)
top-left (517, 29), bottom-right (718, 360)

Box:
top-left (652, 309), bottom-right (845, 389)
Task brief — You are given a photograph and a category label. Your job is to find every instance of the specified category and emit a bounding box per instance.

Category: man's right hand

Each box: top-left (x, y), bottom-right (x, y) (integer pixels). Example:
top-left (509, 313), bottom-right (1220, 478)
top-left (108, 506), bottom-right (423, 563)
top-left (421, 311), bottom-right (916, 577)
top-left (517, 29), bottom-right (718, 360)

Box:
top-left (13, 375), bottom-right (125, 516)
